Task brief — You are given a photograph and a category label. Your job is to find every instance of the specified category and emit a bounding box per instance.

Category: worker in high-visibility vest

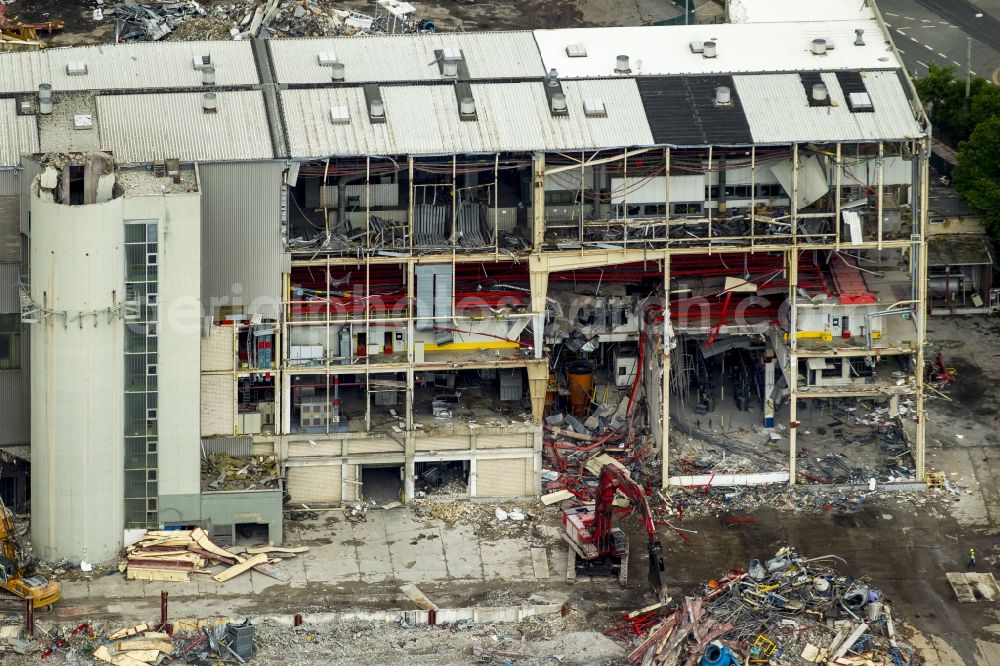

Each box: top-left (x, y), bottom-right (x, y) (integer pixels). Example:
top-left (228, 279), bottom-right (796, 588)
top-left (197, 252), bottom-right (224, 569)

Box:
top-left (968, 547), bottom-right (976, 569)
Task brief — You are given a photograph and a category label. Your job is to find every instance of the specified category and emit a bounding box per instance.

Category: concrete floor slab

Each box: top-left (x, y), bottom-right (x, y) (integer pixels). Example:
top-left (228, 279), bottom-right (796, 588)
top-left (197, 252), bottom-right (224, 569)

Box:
top-left (480, 538), bottom-right (533, 580)
top-left (439, 525), bottom-right (483, 579)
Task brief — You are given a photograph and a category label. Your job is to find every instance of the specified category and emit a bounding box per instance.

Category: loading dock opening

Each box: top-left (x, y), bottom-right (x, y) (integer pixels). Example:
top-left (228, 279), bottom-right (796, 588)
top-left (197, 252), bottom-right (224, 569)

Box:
top-left (361, 465), bottom-right (403, 503)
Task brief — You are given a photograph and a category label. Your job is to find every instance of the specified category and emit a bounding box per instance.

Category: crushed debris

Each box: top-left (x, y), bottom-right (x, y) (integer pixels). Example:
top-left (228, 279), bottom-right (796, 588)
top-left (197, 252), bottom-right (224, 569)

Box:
top-left (201, 453), bottom-right (280, 491)
top-left (615, 545), bottom-right (923, 665)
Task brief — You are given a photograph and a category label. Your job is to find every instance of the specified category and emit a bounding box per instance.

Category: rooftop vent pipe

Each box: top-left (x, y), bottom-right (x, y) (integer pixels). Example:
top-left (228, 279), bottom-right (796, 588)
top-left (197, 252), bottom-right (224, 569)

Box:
top-left (460, 97), bottom-right (476, 117)
top-left (547, 68), bottom-right (559, 87)
top-left (38, 83), bottom-right (53, 115)
top-left (201, 66), bottom-right (215, 86)
top-left (812, 83), bottom-right (828, 102)
top-left (854, 29), bottom-right (865, 46)
top-left (614, 54), bottom-right (630, 74)
top-left (202, 92), bottom-right (217, 113)
top-left (369, 98), bottom-right (385, 119)
top-left (811, 38), bottom-right (828, 55)
top-left (551, 92), bottom-right (567, 114)
top-left (702, 40), bottom-right (717, 58)
top-left (714, 85), bottom-right (731, 105)
top-left (331, 62), bottom-right (345, 81)
top-left (442, 59), bottom-right (459, 77)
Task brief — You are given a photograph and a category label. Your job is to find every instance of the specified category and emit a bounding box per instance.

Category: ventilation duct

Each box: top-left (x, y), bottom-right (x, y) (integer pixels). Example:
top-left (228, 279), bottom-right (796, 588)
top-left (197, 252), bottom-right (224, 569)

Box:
top-left (811, 38), bottom-right (828, 55)
top-left (202, 66), bottom-right (215, 86)
top-left (614, 54), bottom-right (630, 74)
top-left (714, 86), bottom-right (731, 105)
top-left (551, 92), bottom-right (567, 114)
top-left (703, 40), bottom-right (717, 58)
top-left (812, 83), bottom-right (828, 102)
top-left (38, 83), bottom-right (53, 115)
top-left (202, 92), bottom-right (218, 113)
top-left (331, 62), bottom-right (345, 81)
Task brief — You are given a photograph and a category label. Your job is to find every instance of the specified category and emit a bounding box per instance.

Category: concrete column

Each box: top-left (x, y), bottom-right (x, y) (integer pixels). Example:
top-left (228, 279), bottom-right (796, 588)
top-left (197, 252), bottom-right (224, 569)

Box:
top-left (531, 152), bottom-right (545, 250)
top-left (528, 255), bottom-right (549, 314)
top-left (914, 145), bottom-right (930, 480)
top-left (526, 361), bottom-right (548, 426)
top-left (788, 250), bottom-right (799, 485)
top-left (533, 312), bottom-right (544, 359)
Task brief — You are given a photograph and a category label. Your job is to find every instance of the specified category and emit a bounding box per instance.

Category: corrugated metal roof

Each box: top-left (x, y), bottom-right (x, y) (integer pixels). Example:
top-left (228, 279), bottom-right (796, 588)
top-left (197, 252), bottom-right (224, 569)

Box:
top-left (268, 31), bottom-right (545, 84)
top-left (0, 42), bottom-right (259, 94)
top-left (734, 70), bottom-right (923, 144)
top-left (0, 101), bottom-right (39, 167)
top-left (533, 22), bottom-right (902, 78)
top-left (280, 79), bottom-right (653, 157)
top-left (96, 91), bottom-right (273, 163)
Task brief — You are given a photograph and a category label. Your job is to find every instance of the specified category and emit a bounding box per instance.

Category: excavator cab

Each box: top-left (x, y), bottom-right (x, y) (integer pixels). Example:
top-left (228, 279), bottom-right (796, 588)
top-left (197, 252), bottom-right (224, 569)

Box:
top-left (2, 575), bottom-right (61, 609)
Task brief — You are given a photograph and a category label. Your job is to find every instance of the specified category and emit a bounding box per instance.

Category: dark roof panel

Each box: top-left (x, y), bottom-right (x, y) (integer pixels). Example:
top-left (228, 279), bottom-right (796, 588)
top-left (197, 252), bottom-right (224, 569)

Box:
top-left (636, 75), bottom-right (753, 146)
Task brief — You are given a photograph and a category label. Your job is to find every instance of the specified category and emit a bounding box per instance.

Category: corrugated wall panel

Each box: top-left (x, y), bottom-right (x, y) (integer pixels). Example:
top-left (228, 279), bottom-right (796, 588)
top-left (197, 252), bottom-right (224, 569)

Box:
top-left (199, 162), bottom-right (283, 320)
top-left (200, 374), bottom-right (235, 437)
top-left (476, 434), bottom-right (532, 449)
top-left (286, 464), bottom-right (341, 503)
top-left (0, 171), bottom-right (18, 195)
top-left (201, 436), bottom-right (252, 457)
top-left (19, 159), bottom-right (39, 235)
top-left (0, 263), bottom-right (19, 313)
top-left (0, 367), bottom-right (28, 447)
top-left (415, 436), bottom-right (470, 452)
top-left (475, 457), bottom-right (531, 497)
top-left (349, 438), bottom-right (403, 455)
top-left (0, 196), bottom-right (19, 262)
top-left (201, 325), bottom-right (235, 372)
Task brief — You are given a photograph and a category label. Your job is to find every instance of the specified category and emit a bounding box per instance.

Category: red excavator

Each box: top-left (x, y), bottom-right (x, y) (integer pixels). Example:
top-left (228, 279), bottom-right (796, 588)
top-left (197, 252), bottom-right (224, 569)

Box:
top-left (562, 462), bottom-right (668, 601)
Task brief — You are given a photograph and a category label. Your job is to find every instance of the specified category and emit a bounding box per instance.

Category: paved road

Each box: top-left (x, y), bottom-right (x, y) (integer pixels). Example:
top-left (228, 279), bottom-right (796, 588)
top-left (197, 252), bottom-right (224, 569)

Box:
top-left (878, 0), bottom-right (1000, 83)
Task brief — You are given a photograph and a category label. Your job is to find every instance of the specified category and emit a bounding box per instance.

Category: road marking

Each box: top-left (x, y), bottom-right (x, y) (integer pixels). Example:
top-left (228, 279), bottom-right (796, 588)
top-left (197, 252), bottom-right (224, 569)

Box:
top-left (938, 21), bottom-right (949, 25)
top-left (971, 71), bottom-right (978, 76)
top-left (924, 44), bottom-right (934, 51)
top-left (886, 11), bottom-right (898, 16)
top-left (898, 48), bottom-right (906, 54)
top-left (922, 25), bottom-right (937, 29)
top-left (910, 36), bottom-right (918, 42)
top-left (921, 18), bottom-right (931, 23)
top-left (916, 60), bottom-right (929, 68)
top-left (904, 15), bottom-right (915, 20)
top-left (939, 52), bottom-right (947, 58)
top-left (896, 29), bottom-right (907, 35)
top-left (954, 60), bottom-right (962, 66)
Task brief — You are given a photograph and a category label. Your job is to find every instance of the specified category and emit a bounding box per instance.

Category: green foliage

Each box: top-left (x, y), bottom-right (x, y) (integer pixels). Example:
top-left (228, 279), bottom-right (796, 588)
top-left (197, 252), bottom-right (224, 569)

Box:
top-left (953, 117), bottom-right (1000, 234)
top-left (913, 63), bottom-right (996, 142)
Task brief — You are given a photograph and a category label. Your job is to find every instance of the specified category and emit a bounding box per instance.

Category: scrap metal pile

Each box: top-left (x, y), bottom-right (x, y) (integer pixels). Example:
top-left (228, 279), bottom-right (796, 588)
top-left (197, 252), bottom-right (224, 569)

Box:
top-left (618, 546), bottom-right (922, 665)
top-left (102, 0), bottom-right (427, 42)
top-left (6, 618), bottom-right (255, 664)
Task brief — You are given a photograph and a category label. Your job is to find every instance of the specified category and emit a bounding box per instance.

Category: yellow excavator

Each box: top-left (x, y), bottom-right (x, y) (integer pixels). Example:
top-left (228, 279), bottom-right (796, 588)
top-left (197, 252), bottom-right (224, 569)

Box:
top-left (0, 500), bottom-right (60, 609)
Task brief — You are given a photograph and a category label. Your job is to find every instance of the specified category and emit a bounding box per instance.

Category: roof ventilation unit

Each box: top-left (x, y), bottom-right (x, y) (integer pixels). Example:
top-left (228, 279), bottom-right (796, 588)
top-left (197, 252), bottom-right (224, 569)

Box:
top-left (442, 59), bottom-right (459, 77)
top-left (854, 29), bottom-right (865, 46)
top-left (702, 40), bottom-right (717, 58)
top-left (202, 92), bottom-right (218, 114)
top-left (583, 98), bottom-right (607, 118)
top-left (38, 84), bottom-right (53, 115)
top-left (455, 80), bottom-right (478, 121)
top-left (565, 43), bottom-right (587, 58)
top-left (66, 61), bottom-right (88, 76)
top-left (317, 51), bottom-right (338, 66)
top-left (550, 92), bottom-right (568, 115)
top-left (460, 97), bottom-right (476, 117)
top-left (329, 105), bottom-right (350, 124)
top-left (193, 54), bottom-right (212, 70)
top-left (811, 38), bottom-right (828, 55)
top-left (614, 54), bottom-right (631, 75)
top-left (331, 62), bottom-right (346, 81)
top-left (689, 41), bottom-right (704, 53)
top-left (713, 86), bottom-right (731, 106)
top-left (202, 66), bottom-right (215, 86)
top-left (811, 83), bottom-right (828, 103)
top-left (848, 91), bottom-right (873, 111)
top-left (73, 114), bottom-right (93, 130)
top-left (364, 84), bottom-right (387, 123)
top-left (547, 68), bottom-right (560, 87)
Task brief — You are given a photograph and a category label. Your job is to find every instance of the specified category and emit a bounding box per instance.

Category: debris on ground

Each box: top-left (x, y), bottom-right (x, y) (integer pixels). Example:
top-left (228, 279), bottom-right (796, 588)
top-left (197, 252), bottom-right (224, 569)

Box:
top-left (102, 0), bottom-right (429, 42)
top-left (613, 545), bottom-right (923, 665)
top-left (121, 528), bottom-right (305, 583)
top-left (201, 453), bottom-right (280, 491)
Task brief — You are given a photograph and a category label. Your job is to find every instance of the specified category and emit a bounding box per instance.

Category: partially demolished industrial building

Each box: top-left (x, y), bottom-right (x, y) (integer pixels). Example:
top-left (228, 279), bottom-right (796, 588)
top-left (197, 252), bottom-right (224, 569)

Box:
top-left (0, 0), bottom-right (931, 561)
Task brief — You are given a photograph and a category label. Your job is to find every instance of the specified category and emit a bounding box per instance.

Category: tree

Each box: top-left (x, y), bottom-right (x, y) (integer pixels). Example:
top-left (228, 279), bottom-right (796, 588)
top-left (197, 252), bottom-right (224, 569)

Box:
top-left (913, 64), bottom-right (993, 142)
top-left (953, 117), bottom-right (1000, 235)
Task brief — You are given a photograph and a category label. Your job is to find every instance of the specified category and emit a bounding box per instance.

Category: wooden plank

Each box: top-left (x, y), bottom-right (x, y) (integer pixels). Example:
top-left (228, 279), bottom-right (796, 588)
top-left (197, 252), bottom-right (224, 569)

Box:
top-left (245, 546), bottom-right (310, 555)
top-left (399, 583), bottom-right (439, 611)
top-left (108, 624), bottom-right (149, 640)
top-left (142, 632), bottom-right (170, 640)
top-left (540, 490), bottom-right (574, 506)
top-left (119, 650), bottom-right (159, 663)
top-left (189, 547), bottom-right (238, 565)
top-left (192, 527), bottom-right (245, 564)
top-left (127, 568), bottom-right (190, 582)
top-left (115, 640), bottom-right (174, 653)
top-left (93, 646), bottom-right (153, 666)
top-left (127, 559), bottom-right (196, 570)
top-left (212, 553), bottom-right (268, 582)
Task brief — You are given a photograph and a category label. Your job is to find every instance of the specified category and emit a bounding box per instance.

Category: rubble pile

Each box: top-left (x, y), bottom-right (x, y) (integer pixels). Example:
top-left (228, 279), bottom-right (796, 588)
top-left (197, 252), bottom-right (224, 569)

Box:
top-left (201, 453), bottom-right (279, 490)
top-left (412, 500), bottom-right (543, 541)
top-left (121, 528), bottom-right (305, 583)
top-left (2, 618), bottom-right (255, 664)
top-left (101, 0), bottom-right (426, 42)
top-left (620, 546), bottom-right (922, 666)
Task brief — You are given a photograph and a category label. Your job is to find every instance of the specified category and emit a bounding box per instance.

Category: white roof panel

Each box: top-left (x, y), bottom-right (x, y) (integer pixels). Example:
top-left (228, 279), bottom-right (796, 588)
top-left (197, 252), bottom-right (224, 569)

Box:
top-left (269, 32), bottom-right (546, 85)
top-left (96, 91), bottom-right (273, 163)
top-left (280, 79), bottom-right (652, 157)
top-left (734, 70), bottom-right (924, 144)
top-left (0, 100), bottom-right (39, 167)
top-left (727, 0), bottom-right (876, 24)
top-left (0, 41), bottom-right (259, 94)
top-left (533, 22), bottom-right (900, 78)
